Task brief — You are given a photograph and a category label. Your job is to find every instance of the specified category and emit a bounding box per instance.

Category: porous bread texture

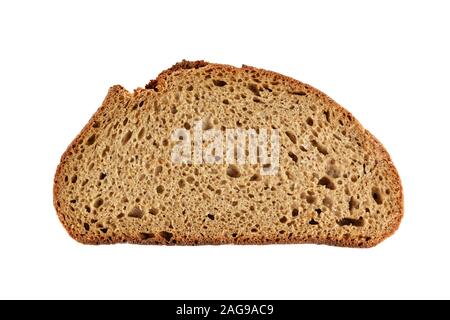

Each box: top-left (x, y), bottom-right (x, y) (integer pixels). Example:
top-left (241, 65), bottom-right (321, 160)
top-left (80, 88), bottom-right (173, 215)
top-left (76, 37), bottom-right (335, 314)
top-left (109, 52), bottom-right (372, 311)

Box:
top-left (53, 60), bottom-right (403, 247)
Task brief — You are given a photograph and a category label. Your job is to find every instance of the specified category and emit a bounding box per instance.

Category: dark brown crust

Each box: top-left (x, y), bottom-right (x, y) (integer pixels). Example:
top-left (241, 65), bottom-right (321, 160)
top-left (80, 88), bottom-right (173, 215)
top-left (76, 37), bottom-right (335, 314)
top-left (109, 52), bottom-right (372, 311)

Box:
top-left (145, 60), bottom-right (208, 90)
top-left (54, 60), bottom-right (403, 248)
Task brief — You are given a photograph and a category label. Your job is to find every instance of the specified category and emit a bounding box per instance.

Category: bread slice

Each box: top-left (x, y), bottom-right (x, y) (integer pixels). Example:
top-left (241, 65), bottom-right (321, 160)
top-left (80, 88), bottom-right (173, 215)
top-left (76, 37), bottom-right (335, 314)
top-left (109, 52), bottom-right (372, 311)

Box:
top-left (53, 60), bottom-right (403, 247)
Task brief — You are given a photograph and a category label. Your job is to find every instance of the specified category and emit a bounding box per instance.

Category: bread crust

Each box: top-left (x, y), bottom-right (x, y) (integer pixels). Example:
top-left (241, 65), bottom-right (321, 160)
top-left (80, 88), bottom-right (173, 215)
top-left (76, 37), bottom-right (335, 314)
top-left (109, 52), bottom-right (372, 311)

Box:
top-left (54, 60), bottom-right (403, 247)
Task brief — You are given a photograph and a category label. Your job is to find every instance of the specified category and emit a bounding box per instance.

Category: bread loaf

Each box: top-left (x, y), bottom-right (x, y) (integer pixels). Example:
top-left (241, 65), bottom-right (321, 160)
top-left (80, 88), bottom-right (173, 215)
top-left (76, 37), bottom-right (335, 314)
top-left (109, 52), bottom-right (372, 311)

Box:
top-left (53, 60), bottom-right (403, 247)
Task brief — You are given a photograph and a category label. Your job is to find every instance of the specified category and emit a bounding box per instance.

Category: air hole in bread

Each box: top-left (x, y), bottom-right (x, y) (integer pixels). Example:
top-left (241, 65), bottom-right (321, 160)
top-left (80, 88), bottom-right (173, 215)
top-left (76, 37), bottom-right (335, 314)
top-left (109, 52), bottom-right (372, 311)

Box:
top-left (83, 223), bottom-right (90, 231)
top-left (121, 131), bottom-right (132, 145)
top-left (311, 140), bottom-right (328, 155)
top-left (93, 198), bottom-right (104, 208)
top-left (100, 228), bottom-right (108, 234)
top-left (212, 79), bottom-right (227, 87)
top-left (292, 209), bottom-right (299, 217)
top-left (101, 146), bottom-right (110, 158)
top-left (128, 207), bottom-right (144, 219)
top-left (337, 217), bottom-right (364, 227)
top-left (291, 91), bottom-right (306, 96)
top-left (207, 213), bottom-right (215, 220)
top-left (285, 131), bottom-right (297, 144)
top-left (137, 128), bottom-right (145, 140)
top-left (186, 176), bottom-right (195, 184)
top-left (186, 85), bottom-right (194, 91)
top-left (324, 110), bottom-right (331, 122)
top-left (286, 171), bottom-right (294, 181)
top-left (71, 175), bottom-right (78, 183)
top-left (223, 99), bottom-right (230, 105)
top-left (309, 219), bottom-right (319, 225)
top-left (288, 152), bottom-right (298, 163)
top-left (279, 216), bottom-right (288, 223)
top-left (372, 187), bottom-right (383, 205)
top-left (250, 173), bottom-right (262, 181)
top-left (306, 195), bottom-right (316, 204)
top-left (306, 117), bottom-right (314, 126)
top-left (99, 173), bottom-right (107, 180)
top-left (247, 83), bottom-right (260, 96)
top-left (226, 165), bottom-right (240, 178)
top-left (263, 84), bottom-right (272, 92)
top-left (86, 134), bottom-right (96, 145)
top-left (155, 166), bottom-right (163, 176)
top-left (156, 185), bottom-right (164, 194)
top-left (318, 176), bottom-right (336, 190)
top-left (261, 164), bottom-right (274, 174)
top-left (139, 232), bottom-right (154, 240)
top-left (159, 231), bottom-right (173, 242)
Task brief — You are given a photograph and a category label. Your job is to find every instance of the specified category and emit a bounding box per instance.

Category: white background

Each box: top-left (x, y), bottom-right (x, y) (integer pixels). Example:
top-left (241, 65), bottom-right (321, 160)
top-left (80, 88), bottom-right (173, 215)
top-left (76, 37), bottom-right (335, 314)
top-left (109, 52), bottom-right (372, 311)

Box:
top-left (0, 0), bottom-right (449, 299)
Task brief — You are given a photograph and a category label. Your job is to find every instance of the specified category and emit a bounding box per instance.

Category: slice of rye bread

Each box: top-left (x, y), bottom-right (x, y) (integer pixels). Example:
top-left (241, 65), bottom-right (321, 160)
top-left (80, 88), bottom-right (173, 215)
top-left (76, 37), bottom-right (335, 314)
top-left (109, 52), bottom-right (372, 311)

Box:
top-left (53, 60), bottom-right (403, 247)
